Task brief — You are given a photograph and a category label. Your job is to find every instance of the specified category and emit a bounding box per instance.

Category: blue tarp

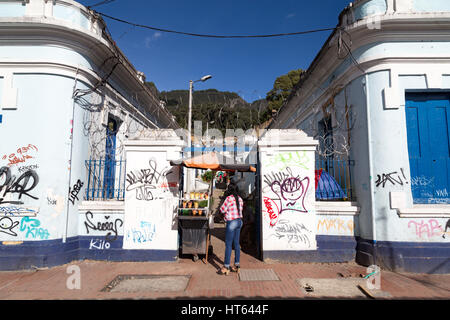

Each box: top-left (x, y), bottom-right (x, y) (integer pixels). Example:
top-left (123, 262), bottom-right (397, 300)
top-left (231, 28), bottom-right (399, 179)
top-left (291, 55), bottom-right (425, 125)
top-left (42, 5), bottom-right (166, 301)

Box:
top-left (315, 169), bottom-right (346, 200)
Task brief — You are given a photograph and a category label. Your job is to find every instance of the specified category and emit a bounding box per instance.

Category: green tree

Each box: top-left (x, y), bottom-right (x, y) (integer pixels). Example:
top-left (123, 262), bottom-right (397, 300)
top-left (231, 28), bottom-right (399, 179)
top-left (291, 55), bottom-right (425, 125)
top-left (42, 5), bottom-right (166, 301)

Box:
top-left (260, 68), bottom-right (304, 123)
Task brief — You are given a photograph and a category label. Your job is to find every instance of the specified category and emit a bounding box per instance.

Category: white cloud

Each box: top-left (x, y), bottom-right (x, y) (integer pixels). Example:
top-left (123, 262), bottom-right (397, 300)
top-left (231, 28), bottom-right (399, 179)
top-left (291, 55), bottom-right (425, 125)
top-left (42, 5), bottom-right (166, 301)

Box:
top-left (286, 13), bottom-right (296, 19)
top-left (144, 32), bottom-right (163, 48)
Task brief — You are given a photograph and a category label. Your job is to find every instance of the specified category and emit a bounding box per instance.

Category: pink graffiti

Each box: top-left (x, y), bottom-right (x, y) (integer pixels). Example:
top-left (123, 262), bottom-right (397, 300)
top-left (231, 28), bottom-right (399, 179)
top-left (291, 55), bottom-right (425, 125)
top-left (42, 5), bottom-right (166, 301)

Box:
top-left (408, 219), bottom-right (444, 239)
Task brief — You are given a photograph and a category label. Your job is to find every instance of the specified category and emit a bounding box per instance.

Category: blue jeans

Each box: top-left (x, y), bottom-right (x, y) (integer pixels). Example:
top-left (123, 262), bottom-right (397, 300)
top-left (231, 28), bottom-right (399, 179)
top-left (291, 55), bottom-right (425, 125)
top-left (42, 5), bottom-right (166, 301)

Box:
top-left (224, 218), bottom-right (243, 268)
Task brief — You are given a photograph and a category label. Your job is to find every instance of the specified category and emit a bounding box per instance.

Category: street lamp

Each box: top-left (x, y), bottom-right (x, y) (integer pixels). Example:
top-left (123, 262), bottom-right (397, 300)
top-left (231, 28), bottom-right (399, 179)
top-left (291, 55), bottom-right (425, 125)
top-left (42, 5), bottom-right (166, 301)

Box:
top-left (186, 74), bottom-right (212, 194)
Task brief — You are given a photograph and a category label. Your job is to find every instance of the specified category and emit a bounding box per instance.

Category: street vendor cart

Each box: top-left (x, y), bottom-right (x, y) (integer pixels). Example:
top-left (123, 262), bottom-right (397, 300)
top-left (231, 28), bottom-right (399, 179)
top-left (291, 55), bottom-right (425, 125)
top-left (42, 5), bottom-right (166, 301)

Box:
top-left (170, 151), bottom-right (256, 263)
top-left (177, 191), bottom-right (213, 262)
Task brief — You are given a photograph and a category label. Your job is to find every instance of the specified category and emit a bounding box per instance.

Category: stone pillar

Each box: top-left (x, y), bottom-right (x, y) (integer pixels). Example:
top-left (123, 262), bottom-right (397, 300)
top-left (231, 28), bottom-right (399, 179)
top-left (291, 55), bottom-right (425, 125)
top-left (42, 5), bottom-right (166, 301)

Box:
top-left (258, 129), bottom-right (319, 261)
top-left (123, 131), bottom-right (184, 258)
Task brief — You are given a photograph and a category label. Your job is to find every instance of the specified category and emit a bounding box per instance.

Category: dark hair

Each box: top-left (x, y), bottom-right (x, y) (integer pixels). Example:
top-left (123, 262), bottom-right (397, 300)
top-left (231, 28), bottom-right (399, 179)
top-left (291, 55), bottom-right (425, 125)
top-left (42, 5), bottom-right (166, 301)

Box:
top-left (227, 183), bottom-right (241, 214)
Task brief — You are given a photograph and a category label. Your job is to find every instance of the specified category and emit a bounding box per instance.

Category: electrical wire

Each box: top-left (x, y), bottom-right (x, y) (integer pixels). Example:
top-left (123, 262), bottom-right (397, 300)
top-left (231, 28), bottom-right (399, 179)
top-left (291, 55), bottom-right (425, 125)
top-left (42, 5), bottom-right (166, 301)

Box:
top-left (95, 10), bottom-right (337, 39)
top-left (337, 29), bottom-right (365, 74)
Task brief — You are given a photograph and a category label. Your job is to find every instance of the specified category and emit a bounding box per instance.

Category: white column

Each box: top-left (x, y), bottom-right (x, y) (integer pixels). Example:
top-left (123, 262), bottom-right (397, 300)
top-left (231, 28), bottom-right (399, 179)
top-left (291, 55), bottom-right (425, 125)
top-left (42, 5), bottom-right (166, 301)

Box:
top-left (258, 129), bottom-right (319, 254)
top-left (123, 132), bottom-right (184, 251)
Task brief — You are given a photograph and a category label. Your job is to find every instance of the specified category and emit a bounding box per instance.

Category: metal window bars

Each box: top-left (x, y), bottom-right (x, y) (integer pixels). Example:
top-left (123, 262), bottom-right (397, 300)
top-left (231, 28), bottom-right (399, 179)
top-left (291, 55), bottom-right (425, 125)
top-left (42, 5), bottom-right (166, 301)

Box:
top-left (84, 158), bottom-right (126, 201)
top-left (83, 156), bottom-right (354, 202)
top-left (315, 156), bottom-right (355, 201)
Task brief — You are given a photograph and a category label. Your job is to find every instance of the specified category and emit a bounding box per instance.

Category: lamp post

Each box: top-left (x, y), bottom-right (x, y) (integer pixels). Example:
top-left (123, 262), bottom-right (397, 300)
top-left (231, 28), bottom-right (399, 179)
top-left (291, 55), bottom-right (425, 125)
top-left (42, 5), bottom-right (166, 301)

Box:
top-left (186, 74), bottom-right (212, 194)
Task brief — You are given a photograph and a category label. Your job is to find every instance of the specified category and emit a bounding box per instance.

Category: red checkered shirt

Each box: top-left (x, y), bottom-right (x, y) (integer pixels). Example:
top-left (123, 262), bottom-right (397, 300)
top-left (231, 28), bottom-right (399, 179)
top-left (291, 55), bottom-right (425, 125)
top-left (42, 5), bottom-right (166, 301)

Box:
top-left (220, 195), bottom-right (244, 221)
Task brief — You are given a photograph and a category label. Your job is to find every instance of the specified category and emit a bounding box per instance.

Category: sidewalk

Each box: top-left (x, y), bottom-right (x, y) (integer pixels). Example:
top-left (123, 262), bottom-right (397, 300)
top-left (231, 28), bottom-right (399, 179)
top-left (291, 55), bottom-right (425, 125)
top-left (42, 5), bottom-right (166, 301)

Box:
top-left (0, 223), bottom-right (448, 300)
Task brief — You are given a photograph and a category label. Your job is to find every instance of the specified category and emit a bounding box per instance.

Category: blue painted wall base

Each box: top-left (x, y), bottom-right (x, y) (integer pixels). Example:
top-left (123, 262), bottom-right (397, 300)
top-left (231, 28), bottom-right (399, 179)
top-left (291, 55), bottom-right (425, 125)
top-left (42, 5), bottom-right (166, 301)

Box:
top-left (2, 235), bottom-right (449, 273)
top-left (0, 236), bottom-right (178, 271)
top-left (356, 237), bottom-right (450, 274)
top-left (262, 235), bottom-right (357, 263)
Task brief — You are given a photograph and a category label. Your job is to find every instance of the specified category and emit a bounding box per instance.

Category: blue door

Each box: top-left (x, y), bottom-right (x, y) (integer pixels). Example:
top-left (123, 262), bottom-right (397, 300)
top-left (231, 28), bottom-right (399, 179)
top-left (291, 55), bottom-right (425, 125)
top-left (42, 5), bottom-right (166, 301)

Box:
top-left (405, 93), bottom-right (450, 204)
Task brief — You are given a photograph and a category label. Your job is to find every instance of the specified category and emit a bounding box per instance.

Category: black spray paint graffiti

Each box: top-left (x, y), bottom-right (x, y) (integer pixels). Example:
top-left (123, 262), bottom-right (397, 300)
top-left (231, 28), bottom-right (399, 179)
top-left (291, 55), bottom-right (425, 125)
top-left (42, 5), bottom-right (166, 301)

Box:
top-left (18, 164), bottom-right (39, 174)
top-left (0, 166), bottom-right (39, 205)
top-left (126, 159), bottom-right (173, 201)
top-left (265, 167), bottom-right (309, 214)
top-left (0, 217), bottom-right (19, 236)
top-left (68, 179), bottom-right (84, 205)
top-left (375, 168), bottom-right (408, 188)
top-left (443, 219), bottom-right (450, 239)
top-left (84, 211), bottom-right (123, 242)
top-left (270, 219), bottom-right (312, 247)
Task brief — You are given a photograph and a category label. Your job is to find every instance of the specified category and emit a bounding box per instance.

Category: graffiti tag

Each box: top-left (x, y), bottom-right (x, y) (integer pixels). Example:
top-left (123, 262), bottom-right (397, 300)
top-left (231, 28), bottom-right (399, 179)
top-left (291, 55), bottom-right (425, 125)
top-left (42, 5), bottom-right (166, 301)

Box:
top-left (0, 167), bottom-right (39, 205)
top-left (269, 168), bottom-right (310, 214)
top-left (89, 239), bottom-right (111, 250)
top-left (125, 221), bottom-right (156, 244)
top-left (1, 144), bottom-right (38, 167)
top-left (317, 218), bottom-right (354, 234)
top-left (68, 180), bottom-right (84, 205)
top-left (375, 168), bottom-right (408, 188)
top-left (126, 159), bottom-right (174, 201)
top-left (265, 151), bottom-right (310, 170)
top-left (0, 205), bottom-right (37, 216)
top-left (270, 219), bottom-right (312, 247)
top-left (84, 211), bottom-right (123, 242)
top-left (264, 197), bottom-right (279, 227)
top-left (0, 217), bottom-right (19, 236)
top-left (19, 216), bottom-right (49, 240)
top-left (408, 219), bottom-right (444, 239)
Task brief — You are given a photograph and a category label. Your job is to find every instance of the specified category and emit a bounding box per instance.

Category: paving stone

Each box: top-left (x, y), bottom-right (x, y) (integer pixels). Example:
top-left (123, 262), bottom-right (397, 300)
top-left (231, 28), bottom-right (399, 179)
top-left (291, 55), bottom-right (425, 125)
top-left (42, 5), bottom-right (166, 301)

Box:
top-left (239, 269), bottom-right (280, 281)
top-left (103, 275), bottom-right (191, 293)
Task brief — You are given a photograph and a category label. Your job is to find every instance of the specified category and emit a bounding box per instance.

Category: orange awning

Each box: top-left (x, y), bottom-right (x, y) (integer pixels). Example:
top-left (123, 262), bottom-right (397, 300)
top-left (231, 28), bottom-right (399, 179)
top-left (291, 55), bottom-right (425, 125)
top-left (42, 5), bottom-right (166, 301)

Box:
top-left (170, 152), bottom-right (256, 172)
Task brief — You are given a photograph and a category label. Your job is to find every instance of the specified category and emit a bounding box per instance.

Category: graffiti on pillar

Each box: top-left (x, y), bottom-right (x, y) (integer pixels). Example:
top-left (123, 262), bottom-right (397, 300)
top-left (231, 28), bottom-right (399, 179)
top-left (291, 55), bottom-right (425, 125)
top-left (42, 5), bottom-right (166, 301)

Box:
top-left (126, 159), bottom-right (176, 201)
top-left (263, 197), bottom-right (280, 227)
top-left (264, 151), bottom-right (310, 171)
top-left (261, 150), bottom-right (316, 251)
top-left (125, 221), bottom-right (156, 244)
top-left (263, 167), bottom-right (310, 227)
top-left (269, 219), bottom-right (313, 247)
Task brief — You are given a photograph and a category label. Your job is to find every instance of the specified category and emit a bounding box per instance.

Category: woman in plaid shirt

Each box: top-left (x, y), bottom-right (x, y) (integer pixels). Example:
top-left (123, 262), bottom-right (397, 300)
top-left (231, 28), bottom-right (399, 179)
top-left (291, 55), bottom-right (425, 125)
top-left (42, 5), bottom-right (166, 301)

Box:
top-left (218, 183), bottom-right (244, 275)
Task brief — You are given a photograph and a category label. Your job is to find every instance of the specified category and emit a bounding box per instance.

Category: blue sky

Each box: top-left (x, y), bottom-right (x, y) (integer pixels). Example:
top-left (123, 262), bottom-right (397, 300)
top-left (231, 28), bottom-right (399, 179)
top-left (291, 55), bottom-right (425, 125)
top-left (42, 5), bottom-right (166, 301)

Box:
top-left (79, 0), bottom-right (352, 102)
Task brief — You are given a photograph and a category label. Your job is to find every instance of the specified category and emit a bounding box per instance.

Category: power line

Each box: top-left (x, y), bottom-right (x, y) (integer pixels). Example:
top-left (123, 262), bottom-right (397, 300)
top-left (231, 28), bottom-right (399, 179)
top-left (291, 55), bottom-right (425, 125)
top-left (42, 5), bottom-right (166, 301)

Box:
top-left (95, 10), bottom-right (337, 39)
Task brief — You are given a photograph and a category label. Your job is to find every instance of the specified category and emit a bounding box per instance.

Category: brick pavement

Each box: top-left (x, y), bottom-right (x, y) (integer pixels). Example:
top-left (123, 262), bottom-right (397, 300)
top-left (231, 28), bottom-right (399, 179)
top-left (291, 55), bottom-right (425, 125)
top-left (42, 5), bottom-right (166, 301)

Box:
top-left (0, 223), bottom-right (448, 300)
